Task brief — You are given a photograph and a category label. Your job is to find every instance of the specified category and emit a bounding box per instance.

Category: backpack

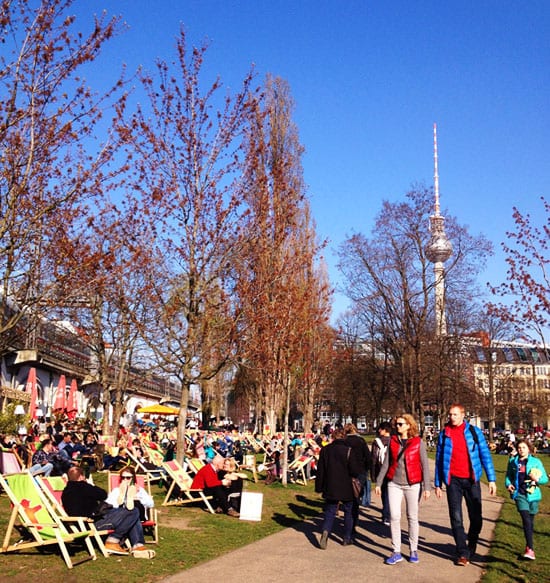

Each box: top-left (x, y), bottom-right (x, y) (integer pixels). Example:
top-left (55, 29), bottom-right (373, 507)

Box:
top-left (374, 437), bottom-right (387, 464)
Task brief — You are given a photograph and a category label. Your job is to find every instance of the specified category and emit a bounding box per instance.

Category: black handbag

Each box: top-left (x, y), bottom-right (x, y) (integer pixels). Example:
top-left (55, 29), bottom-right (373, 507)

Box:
top-left (91, 500), bottom-right (113, 520)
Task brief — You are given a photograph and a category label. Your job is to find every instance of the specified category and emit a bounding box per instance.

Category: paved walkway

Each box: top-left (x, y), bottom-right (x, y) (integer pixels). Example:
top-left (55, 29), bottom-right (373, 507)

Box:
top-left (162, 476), bottom-right (503, 583)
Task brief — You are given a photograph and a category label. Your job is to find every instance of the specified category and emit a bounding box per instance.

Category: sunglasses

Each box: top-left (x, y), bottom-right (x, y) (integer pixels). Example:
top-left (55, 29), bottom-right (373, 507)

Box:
top-left (396, 422), bottom-right (407, 426)
top-left (121, 475), bottom-right (133, 480)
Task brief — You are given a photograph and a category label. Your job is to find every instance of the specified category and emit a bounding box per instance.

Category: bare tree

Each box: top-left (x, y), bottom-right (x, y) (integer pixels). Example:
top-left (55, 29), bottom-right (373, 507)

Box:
top-left (488, 196), bottom-right (550, 347)
top-left (115, 29), bottom-right (255, 461)
top-left (338, 187), bottom-right (492, 421)
top-left (0, 0), bottom-right (124, 354)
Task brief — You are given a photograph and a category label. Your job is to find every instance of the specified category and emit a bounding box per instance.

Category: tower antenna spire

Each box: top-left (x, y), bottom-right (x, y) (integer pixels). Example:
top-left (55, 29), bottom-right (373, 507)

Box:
top-left (433, 123), bottom-right (440, 216)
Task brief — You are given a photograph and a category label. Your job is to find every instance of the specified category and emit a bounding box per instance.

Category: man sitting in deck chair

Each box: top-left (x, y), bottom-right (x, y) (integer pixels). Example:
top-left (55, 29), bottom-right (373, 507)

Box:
top-left (191, 454), bottom-right (240, 517)
top-left (62, 466), bottom-right (154, 558)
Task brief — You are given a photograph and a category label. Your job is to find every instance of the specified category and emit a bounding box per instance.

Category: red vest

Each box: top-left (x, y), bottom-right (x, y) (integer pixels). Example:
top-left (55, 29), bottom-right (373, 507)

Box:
top-left (386, 435), bottom-right (423, 485)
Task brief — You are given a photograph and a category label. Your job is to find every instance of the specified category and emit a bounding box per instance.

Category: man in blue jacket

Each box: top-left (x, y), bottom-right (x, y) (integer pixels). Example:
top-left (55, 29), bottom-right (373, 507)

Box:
top-left (434, 403), bottom-right (496, 566)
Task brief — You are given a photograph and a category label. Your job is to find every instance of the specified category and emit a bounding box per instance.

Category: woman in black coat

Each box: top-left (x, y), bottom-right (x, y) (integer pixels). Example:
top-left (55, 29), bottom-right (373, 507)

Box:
top-left (315, 427), bottom-right (363, 549)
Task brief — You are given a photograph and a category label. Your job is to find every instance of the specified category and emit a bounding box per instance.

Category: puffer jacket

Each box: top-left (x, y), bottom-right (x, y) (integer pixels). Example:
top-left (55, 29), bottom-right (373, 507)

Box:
top-left (505, 454), bottom-right (548, 502)
top-left (434, 422), bottom-right (496, 487)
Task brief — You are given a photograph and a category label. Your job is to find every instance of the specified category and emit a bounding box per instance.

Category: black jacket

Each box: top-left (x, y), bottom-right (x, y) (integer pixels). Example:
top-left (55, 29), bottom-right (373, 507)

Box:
top-left (315, 438), bottom-right (363, 502)
top-left (345, 433), bottom-right (371, 474)
top-left (61, 480), bottom-right (107, 518)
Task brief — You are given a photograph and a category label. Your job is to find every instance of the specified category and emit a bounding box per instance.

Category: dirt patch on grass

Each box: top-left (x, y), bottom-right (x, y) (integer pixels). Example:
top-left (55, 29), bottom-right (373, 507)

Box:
top-left (159, 514), bottom-right (199, 530)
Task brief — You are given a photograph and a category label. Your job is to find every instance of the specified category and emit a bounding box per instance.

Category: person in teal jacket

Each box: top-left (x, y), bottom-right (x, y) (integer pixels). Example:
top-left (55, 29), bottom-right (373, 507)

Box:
top-left (505, 439), bottom-right (548, 560)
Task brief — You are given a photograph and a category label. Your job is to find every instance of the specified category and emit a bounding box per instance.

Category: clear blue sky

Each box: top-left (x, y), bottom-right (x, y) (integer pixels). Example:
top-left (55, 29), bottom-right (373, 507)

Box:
top-left (76, 1), bottom-right (550, 321)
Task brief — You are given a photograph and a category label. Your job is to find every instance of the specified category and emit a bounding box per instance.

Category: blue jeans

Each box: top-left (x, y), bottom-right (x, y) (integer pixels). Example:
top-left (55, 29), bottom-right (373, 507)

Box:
top-left (446, 477), bottom-right (482, 559)
top-left (29, 462), bottom-right (53, 477)
top-left (361, 476), bottom-right (371, 507)
top-left (321, 499), bottom-right (353, 542)
top-left (95, 507), bottom-right (144, 546)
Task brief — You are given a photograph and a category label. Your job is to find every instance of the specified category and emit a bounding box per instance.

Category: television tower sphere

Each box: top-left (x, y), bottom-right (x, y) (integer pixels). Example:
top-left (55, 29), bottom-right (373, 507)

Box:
top-left (425, 220), bottom-right (453, 264)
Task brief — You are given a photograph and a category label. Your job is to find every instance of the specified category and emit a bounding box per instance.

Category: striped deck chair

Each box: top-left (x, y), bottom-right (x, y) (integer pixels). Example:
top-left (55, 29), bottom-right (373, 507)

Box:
top-left (161, 460), bottom-right (214, 513)
top-left (0, 472), bottom-right (97, 568)
top-left (107, 472), bottom-right (159, 543)
top-left (288, 455), bottom-right (315, 485)
top-left (36, 475), bottom-right (109, 556)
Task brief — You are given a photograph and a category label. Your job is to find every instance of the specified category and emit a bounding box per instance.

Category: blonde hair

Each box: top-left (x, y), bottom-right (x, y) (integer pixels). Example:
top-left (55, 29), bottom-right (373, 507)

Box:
top-left (223, 457), bottom-right (237, 472)
top-left (396, 414), bottom-right (419, 437)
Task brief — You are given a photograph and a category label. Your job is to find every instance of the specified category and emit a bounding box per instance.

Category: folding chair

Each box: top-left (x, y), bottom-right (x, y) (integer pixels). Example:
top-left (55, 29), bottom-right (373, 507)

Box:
top-left (125, 450), bottom-right (165, 484)
top-left (141, 443), bottom-right (165, 468)
top-left (186, 457), bottom-right (205, 475)
top-left (288, 455), bottom-right (315, 485)
top-left (36, 475), bottom-right (109, 556)
top-left (107, 472), bottom-right (159, 543)
top-left (0, 450), bottom-right (23, 474)
top-left (161, 460), bottom-right (215, 513)
top-left (238, 454), bottom-right (258, 483)
top-left (0, 472), bottom-right (97, 568)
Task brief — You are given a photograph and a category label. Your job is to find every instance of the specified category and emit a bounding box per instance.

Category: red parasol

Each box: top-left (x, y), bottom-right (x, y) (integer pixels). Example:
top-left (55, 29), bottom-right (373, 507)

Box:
top-left (53, 374), bottom-right (67, 412)
top-left (25, 367), bottom-right (38, 421)
top-left (66, 379), bottom-right (78, 420)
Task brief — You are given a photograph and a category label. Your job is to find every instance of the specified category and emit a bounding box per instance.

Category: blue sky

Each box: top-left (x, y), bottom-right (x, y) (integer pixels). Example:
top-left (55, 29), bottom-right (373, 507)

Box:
top-left (76, 1), bottom-right (549, 321)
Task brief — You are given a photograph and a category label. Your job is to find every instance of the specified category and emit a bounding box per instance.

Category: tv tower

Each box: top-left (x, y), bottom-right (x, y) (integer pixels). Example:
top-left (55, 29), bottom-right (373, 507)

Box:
top-left (425, 124), bottom-right (452, 336)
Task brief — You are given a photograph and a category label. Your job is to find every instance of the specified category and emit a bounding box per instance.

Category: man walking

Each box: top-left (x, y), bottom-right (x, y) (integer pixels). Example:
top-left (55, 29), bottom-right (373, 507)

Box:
top-left (371, 421), bottom-right (391, 525)
top-left (434, 403), bottom-right (496, 566)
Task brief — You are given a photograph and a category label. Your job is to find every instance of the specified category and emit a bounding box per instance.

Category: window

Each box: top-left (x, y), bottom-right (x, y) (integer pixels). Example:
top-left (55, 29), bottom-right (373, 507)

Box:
top-left (475, 347), bottom-right (486, 362)
top-left (516, 347), bottom-right (528, 361)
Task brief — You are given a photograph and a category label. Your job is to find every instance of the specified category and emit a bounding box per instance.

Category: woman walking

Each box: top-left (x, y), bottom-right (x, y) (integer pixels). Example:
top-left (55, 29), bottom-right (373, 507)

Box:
top-left (505, 439), bottom-right (548, 560)
top-left (375, 414), bottom-right (431, 564)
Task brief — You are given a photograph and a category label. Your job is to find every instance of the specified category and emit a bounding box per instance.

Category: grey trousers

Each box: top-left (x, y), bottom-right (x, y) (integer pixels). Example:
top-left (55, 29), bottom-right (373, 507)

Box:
top-left (387, 481), bottom-right (421, 553)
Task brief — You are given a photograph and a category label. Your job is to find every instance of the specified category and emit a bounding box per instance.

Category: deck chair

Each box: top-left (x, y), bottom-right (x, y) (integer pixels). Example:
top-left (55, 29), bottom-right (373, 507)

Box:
top-left (288, 455), bottom-right (315, 485)
top-left (107, 472), bottom-right (159, 543)
top-left (0, 450), bottom-right (23, 474)
top-left (238, 454), bottom-right (258, 483)
top-left (125, 450), bottom-right (164, 484)
top-left (0, 472), bottom-right (97, 568)
top-left (36, 475), bottom-right (109, 556)
top-left (141, 443), bottom-right (165, 467)
top-left (186, 457), bottom-right (205, 475)
top-left (161, 460), bottom-right (215, 513)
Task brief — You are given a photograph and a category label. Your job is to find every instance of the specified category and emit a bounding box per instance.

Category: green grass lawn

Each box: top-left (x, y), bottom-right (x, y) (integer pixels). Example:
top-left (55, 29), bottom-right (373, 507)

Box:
top-left (0, 470), bottom-right (320, 583)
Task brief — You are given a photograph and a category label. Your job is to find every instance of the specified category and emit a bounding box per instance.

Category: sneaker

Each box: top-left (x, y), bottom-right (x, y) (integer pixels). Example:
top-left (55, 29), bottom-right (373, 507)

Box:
top-left (383, 519), bottom-right (390, 526)
top-left (455, 556), bottom-right (469, 566)
top-left (409, 551), bottom-right (419, 563)
top-left (227, 508), bottom-right (240, 518)
top-left (132, 545), bottom-right (148, 552)
top-left (105, 541), bottom-right (129, 555)
top-left (319, 530), bottom-right (329, 550)
top-left (132, 548), bottom-right (156, 559)
top-left (385, 553), bottom-right (403, 565)
top-left (523, 547), bottom-right (536, 560)
top-left (342, 539), bottom-right (353, 546)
